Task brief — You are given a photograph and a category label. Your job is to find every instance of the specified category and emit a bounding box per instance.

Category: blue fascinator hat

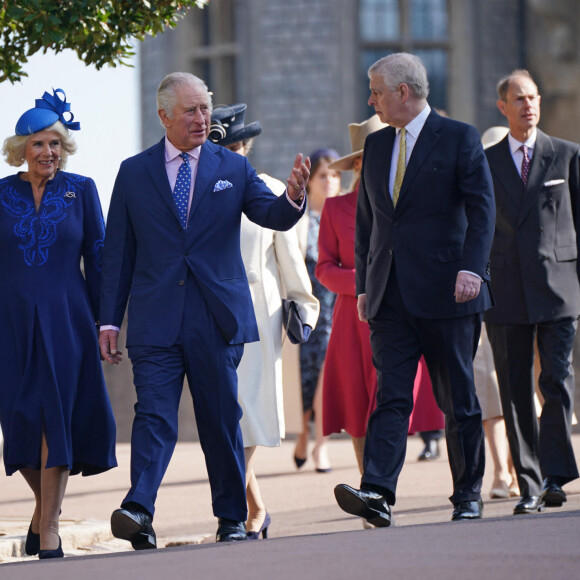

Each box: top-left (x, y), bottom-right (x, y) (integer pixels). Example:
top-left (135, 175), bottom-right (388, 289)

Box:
top-left (15, 88), bottom-right (81, 136)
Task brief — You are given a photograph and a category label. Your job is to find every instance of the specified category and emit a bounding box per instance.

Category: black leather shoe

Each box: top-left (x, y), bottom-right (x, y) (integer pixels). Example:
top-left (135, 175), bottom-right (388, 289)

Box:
top-left (513, 495), bottom-right (545, 515)
top-left (111, 508), bottom-right (157, 550)
top-left (451, 498), bottom-right (483, 520)
top-left (334, 484), bottom-right (391, 527)
top-left (541, 477), bottom-right (567, 507)
top-left (216, 518), bottom-right (247, 542)
top-left (418, 439), bottom-right (440, 461)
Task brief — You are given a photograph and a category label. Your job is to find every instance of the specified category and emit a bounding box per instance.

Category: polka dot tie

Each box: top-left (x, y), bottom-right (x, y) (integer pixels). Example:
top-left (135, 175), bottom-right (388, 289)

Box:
top-left (520, 145), bottom-right (530, 187)
top-left (173, 152), bottom-right (191, 229)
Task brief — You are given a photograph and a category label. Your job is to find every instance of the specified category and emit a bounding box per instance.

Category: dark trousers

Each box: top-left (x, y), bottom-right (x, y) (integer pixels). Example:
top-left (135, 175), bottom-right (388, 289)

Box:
top-left (420, 430), bottom-right (443, 444)
top-left (486, 319), bottom-right (579, 496)
top-left (124, 276), bottom-right (247, 521)
top-left (362, 271), bottom-right (485, 505)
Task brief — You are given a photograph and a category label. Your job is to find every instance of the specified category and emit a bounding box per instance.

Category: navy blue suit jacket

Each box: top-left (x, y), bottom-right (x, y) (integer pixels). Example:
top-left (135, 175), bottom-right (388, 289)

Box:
top-left (355, 110), bottom-right (496, 320)
top-left (100, 138), bottom-right (304, 346)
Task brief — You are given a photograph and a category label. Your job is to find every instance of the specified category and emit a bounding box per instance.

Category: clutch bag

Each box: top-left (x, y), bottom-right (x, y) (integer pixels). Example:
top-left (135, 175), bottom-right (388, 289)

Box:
top-left (282, 299), bottom-right (307, 344)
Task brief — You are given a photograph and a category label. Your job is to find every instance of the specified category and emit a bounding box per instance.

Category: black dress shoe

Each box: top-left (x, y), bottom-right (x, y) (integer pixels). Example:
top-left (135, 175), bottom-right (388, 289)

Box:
top-left (513, 495), bottom-right (545, 515)
top-left (216, 518), bottom-right (247, 542)
top-left (334, 484), bottom-right (391, 527)
top-left (541, 477), bottom-right (567, 507)
top-left (418, 439), bottom-right (440, 461)
top-left (451, 498), bottom-right (483, 520)
top-left (111, 508), bottom-right (157, 550)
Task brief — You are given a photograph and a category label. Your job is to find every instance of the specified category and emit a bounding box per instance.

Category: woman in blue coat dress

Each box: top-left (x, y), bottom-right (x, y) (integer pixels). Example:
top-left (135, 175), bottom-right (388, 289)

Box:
top-left (0, 89), bottom-right (117, 559)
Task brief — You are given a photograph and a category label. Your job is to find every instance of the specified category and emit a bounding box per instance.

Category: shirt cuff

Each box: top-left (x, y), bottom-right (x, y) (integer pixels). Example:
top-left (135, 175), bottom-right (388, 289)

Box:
top-left (459, 270), bottom-right (482, 281)
top-left (285, 189), bottom-right (305, 210)
top-left (100, 325), bottom-right (120, 333)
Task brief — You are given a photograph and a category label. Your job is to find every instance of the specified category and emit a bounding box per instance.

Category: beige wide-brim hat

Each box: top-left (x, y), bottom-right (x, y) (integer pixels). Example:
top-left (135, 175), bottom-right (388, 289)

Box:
top-left (329, 114), bottom-right (388, 171)
top-left (481, 126), bottom-right (509, 149)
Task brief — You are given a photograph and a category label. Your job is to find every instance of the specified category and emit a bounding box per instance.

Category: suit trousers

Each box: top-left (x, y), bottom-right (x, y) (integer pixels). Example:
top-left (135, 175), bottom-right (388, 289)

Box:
top-left (362, 268), bottom-right (485, 505)
top-left (124, 273), bottom-right (247, 521)
top-left (486, 319), bottom-right (579, 496)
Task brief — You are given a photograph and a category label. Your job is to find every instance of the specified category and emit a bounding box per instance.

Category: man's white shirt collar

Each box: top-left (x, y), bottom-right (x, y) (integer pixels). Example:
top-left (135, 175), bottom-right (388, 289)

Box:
top-left (508, 129), bottom-right (537, 156)
top-left (398, 104), bottom-right (431, 139)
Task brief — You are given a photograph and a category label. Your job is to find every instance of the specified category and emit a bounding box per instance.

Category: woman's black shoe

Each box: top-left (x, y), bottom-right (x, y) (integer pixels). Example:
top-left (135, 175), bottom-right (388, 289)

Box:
top-left (38, 537), bottom-right (63, 559)
top-left (25, 522), bottom-right (40, 556)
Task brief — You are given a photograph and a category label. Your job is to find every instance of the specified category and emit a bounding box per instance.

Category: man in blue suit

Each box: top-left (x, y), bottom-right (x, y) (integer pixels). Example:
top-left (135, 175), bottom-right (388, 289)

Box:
top-left (99, 72), bottom-right (310, 547)
top-left (334, 53), bottom-right (496, 525)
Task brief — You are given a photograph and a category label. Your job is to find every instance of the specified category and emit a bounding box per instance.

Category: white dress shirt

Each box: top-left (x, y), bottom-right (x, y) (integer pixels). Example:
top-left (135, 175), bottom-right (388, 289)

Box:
top-left (389, 104), bottom-right (431, 198)
top-left (507, 130), bottom-right (537, 177)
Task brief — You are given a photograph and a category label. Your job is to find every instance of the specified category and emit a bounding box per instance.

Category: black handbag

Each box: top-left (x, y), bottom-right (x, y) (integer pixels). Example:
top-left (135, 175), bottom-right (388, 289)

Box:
top-left (282, 299), bottom-right (308, 344)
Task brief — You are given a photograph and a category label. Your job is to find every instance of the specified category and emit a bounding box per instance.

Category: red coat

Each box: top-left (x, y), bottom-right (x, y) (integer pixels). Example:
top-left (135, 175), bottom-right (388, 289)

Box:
top-left (317, 191), bottom-right (443, 438)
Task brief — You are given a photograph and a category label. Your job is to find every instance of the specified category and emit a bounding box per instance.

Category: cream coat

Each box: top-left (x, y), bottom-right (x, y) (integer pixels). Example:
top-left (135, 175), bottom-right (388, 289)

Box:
top-left (237, 175), bottom-right (319, 447)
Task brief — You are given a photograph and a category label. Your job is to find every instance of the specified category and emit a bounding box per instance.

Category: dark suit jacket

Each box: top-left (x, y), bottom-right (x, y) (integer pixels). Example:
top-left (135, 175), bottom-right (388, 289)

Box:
top-left (355, 110), bottom-right (496, 320)
top-left (100, 138), bottom-right (304, 346)
top-left (485, 130), bottom-right (580, 324)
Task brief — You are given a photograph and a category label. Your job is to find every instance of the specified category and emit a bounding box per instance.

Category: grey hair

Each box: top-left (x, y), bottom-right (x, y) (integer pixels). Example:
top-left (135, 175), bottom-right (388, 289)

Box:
top-left (368, 53), bottom-right (430, 100)
top-left (2, 121), bottom-right (77, 169)
top-left (240, 137), bottom-right (255, 155)
top-left (157, 72), bottom-right (213, 124)
top-left (497, 69), bottom-right (537, 101)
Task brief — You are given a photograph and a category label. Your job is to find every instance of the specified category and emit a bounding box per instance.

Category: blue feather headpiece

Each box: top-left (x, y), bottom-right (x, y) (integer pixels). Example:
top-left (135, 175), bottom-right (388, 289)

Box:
top-left (15, 88), bottom-right (81, 136)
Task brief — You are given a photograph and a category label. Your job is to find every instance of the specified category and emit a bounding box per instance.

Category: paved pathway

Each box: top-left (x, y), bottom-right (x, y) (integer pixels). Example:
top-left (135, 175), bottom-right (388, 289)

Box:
top-left (1, 435), bottom-right (579, 577)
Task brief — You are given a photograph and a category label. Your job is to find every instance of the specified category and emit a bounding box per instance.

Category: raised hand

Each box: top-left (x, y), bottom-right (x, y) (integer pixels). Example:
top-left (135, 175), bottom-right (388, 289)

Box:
top-left (286, 153), bottom-right (311, 201)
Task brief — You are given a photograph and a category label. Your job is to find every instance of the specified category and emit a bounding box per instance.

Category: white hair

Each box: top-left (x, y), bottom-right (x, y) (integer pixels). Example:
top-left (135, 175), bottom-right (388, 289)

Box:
top-left (156, 72), bottom-right (213, 123)
top-left (368, 53), bottom-right (430, 99)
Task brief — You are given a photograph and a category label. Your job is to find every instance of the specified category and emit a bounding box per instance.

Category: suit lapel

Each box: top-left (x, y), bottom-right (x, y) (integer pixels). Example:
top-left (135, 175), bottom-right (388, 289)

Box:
top-left (488, 137), bottom-right (525, 208)
top-left (381, 129), bottom-right (396, 211)
top-left (397, 111), bottom-right (441, 205)
top-left (188, 141), bottom-right (220, 220)
top-left (145, 138), bottom-right (183, 225)
top-left (517, 130), bottom-right (556, 226)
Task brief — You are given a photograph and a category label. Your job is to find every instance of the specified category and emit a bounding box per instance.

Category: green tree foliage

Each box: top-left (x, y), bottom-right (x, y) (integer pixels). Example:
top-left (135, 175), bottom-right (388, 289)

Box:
top-left (0, 1), bottom-right (209, 83)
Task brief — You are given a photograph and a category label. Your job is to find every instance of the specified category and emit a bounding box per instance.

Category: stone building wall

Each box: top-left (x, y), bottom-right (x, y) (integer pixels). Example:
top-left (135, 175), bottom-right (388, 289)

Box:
top-left (234, 0), bottom-right (355, 180)
top-left (472, 0), bottom-right (524, 131)
top-left (526, 0), bottom-right (580, 142)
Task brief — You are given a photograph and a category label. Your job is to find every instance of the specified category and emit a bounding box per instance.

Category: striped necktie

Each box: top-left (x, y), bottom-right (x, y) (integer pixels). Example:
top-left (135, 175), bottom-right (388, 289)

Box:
top-left (393, 127), bottom-right (407, 206)
top-left (173, 152), bottom-right (191, 229)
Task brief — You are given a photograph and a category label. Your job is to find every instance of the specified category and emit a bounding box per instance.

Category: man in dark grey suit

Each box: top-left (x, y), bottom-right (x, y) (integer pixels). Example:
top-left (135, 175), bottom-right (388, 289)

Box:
top-left (334, 53), bottom-right (496, 525)
top-left (485, 70), bottom-right (580, 515)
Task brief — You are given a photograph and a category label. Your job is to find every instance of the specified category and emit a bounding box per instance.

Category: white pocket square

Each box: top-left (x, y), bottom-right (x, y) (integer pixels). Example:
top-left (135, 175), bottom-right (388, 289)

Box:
top-left (213, 180), bottom-right (233, 192)
top-left (544, 179), bottom-right (565, 187)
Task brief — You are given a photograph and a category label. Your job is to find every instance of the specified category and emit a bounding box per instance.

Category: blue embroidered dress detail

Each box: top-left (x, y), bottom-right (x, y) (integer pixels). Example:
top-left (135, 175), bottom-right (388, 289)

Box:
top-left (0, 172), bottom-right (105, 267)
top-left (2, 184), bottom-right (73, 266)
top-left (0, 170), bottom-right (116, 477)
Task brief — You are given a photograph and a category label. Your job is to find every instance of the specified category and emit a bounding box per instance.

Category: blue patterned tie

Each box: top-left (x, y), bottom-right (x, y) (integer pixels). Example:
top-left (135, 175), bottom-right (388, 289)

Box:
top-left (173, 152), bottom-right (191, 229)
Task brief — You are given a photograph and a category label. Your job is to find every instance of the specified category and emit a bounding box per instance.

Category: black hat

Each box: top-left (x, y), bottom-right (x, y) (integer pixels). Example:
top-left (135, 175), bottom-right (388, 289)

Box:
top-left (209, 103), bottom-right (262, 146)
